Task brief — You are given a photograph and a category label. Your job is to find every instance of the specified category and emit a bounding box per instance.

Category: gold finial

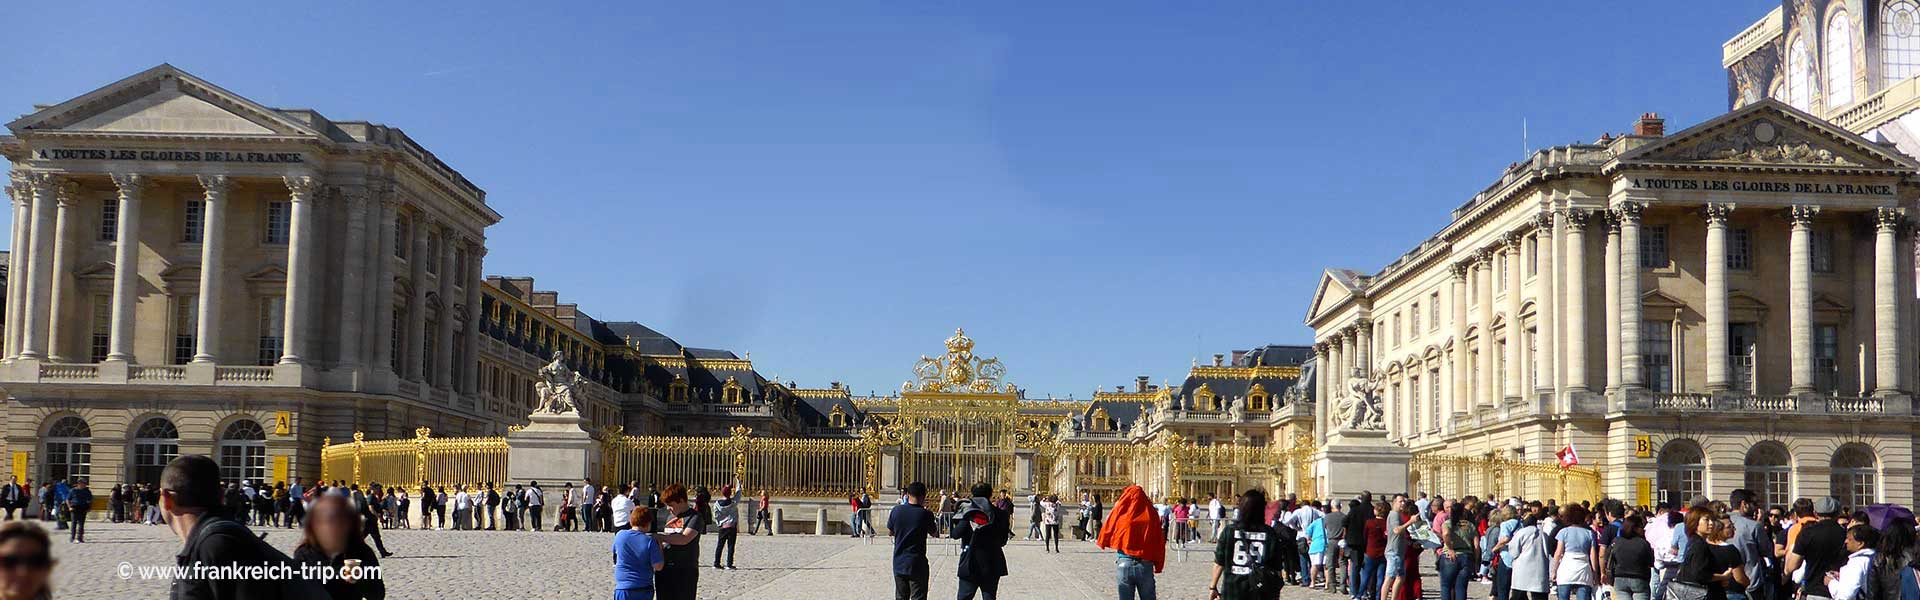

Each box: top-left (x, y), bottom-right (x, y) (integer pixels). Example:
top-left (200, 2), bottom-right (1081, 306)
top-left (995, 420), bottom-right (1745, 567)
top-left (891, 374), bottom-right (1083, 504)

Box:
top-left (352, 431), bottom-right (365, 443)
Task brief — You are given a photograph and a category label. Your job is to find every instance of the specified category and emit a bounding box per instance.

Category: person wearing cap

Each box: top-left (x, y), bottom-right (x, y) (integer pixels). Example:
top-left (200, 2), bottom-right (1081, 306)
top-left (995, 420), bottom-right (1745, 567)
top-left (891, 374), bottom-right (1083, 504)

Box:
top-left (1784, 497), bottom-right (1850, 600)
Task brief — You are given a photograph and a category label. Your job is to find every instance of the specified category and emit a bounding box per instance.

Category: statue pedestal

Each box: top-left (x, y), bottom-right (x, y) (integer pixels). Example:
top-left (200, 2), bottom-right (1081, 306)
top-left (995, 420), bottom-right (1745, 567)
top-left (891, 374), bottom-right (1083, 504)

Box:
top-left (507, 411), bottom-right (595, 487)
top-left (1314, 429), bottom-right (1410, 501)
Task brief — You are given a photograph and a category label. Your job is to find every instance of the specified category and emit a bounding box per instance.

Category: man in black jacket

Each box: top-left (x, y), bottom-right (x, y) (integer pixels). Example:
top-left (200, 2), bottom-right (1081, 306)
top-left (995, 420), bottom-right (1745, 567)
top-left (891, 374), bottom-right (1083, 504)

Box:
top-left (163, 455), bottom-right (324, 600)
top-left (1346, 492), bottom-right (1372, 599)
top-left (951, 482), bottom-right (1010, 600)
top-left (66, 479), bottom-right (92, 542)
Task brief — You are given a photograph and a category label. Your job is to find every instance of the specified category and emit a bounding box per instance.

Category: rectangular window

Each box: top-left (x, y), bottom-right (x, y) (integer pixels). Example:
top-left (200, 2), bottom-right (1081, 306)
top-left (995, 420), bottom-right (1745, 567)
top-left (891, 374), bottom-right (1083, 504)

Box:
top-left (263, 201), bottom-right (290, 245)
top-left (1728, 228), bottom-right (1753, 271)
top-left (1814, 324), bottom-right (1840, 394)
top-left (99, 200), bottom-right (118, 242)
top-left (1527, 236), bottom-right (1539, 275)
top-left (391, 308), bottom-right (405, 373)
top-left (90, 295), bottom-right (110, 363)
top-left (1408, 375), bottom-right (1421, 430)
top-left (1642, 320), bottom-right (1673, 393)
top-left (1409, 303), bottom-right (1421, 337)
top-left (1641, 225), bottom-right (1669, 268)
top-left (1730, 323), bottom-right (1758, 394)
top-left (1429, 292), bottom-right (1441, 331)
top-left (1429, 368), bottom-right (1442, 429)
top-left (394, 217), bottom-right (410, 259)
top-left (257, 297), bottom-right (284, 366)
top-left (172, 296), bottom-right (198, 365)
top-left (182, 200), bottom-right (205, 243)
top-left (1812, 228), bottom-right (1835, 273)
top-left (1392, 313), bottom-right (1402, 346)
top-left (426, 233), bottom-right (439, 274)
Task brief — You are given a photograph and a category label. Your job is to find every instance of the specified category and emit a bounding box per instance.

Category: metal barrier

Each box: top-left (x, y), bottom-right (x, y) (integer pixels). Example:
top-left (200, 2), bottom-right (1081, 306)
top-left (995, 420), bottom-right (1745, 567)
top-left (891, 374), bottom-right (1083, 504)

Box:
top-left (319, 428), bottom-right (508, 489)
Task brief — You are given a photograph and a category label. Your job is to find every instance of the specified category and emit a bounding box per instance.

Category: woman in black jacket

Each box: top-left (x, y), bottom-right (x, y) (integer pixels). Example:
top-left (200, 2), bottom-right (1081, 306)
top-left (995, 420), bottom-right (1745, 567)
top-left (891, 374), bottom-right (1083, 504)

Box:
top-left (294, 494), bottom-right (385, 600)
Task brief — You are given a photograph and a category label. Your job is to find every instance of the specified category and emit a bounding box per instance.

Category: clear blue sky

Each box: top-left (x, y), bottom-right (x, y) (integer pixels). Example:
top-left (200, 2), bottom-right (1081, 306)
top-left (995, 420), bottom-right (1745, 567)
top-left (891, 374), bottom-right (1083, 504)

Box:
top-left (1, 1), bottom-right (1777, 398)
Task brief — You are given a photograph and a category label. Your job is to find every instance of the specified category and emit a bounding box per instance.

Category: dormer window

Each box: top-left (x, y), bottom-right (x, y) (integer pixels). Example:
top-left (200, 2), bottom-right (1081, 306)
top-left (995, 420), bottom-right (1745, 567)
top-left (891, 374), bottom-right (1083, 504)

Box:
top-left (829, 406), bottom-right (846, 428)
top-left (669, 376), bottom-right (689, 402)
top-left (1248, 383), bottom-right (1272, 411)
top-left (722, 376), bottom-right (745, 404)
top-left (1194, 384), bottom-right (1218, 411)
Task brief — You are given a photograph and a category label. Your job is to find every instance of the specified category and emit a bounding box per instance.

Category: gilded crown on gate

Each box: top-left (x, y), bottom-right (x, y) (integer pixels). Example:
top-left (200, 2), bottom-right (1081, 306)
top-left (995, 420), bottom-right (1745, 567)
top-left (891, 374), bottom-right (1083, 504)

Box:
top-left (944, 328), bottom-right (975, 355)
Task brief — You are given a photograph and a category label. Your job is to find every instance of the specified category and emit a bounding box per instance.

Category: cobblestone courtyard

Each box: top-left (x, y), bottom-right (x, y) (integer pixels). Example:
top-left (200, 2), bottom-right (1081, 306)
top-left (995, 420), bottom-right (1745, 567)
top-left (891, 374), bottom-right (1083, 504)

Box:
top-left (50, 522), bottom-right (1472, 599)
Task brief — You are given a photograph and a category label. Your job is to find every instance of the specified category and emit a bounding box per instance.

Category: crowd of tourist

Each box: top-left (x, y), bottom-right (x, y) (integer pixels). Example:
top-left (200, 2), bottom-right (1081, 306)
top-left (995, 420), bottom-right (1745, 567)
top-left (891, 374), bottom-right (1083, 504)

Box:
top-left (6, 460), bottom-right (1920, 600)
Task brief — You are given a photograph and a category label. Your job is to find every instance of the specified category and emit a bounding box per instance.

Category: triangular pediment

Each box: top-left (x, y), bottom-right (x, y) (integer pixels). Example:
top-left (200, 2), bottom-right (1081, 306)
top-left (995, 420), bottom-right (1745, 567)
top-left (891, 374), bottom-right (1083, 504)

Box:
top-left (7, 64), bottom-right (320, 138)
top-left (1305, 269), bottom-right (1366, 325)
top-left (1616, 100), bottom-right (1916, 170)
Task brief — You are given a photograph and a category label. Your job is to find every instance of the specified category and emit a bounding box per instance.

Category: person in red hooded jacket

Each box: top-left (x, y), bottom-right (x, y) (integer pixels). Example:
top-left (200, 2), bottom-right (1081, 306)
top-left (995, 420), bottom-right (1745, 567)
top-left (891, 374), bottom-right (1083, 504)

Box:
top-left (1100, 485), bottom-right (1167, 600)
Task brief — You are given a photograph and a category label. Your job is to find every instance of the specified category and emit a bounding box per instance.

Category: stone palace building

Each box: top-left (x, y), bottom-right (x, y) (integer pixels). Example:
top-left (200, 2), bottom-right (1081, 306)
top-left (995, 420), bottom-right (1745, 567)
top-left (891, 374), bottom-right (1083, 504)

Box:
top-left (1308, 102), bottom-right (1919, 507)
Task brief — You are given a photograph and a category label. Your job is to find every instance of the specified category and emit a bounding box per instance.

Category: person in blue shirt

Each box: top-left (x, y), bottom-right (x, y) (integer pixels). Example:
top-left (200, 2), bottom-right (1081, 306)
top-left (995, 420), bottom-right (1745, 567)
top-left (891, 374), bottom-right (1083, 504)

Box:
top-left (50, 480), bottom-right (69, 531)
top-left (889, 481), bottom-right (937, 600)
top-left (613, 505), bottom-right (665, 600)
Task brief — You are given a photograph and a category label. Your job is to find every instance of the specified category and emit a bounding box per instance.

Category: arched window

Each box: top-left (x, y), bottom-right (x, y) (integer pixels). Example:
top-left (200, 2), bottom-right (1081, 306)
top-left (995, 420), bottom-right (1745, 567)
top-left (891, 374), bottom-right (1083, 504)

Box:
top-left (1886, 1), bottom-right (1920, 82)
top-left (42, 417), bottom-right (92, 483)
top-left (1831, 444), bottom-right (1878, 509)
top-left (1657, 439), bottom-right (1705, 505)
top-left (1248, 384), bottom-right (1272, 412)
top-left (1744, 442), bottom-right (1792, 509)
top-left (1789, 36), bottom-right (1815, 111)
top-left (1828, 11), bottom-right (1856, 107)
top-left (217, 420), bottom-right (267, 485)
top-left (131, 418), bottom-right (180, 487)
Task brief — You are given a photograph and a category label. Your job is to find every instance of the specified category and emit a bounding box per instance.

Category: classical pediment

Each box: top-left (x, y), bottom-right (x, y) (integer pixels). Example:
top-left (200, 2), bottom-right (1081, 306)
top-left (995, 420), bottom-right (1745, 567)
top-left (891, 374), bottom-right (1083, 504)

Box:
top-left (1616, 100), bottom-right (1916, 171)
top-left (6, 64), bottom-right (320, 138)
top-left (1305, 269), bottom-right (1366, 325)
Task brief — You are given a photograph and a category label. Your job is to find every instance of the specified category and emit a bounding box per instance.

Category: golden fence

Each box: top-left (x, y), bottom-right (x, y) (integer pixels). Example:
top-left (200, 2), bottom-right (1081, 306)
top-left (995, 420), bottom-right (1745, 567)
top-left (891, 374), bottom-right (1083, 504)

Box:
top-left (603, 426), bottom-right (872, 498)
top-left (319, 428), bottom-right (509, 488)
top-left (1410, 451), bottom-right (1602, 503)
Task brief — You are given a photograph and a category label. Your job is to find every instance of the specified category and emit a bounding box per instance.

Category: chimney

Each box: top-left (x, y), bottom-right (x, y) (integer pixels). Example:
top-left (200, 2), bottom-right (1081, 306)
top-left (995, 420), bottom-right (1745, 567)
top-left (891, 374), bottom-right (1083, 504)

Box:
top-left (1115, 386), bottom-right (1125, 393)
top-left (1633, 112), bottom-right (1664, 137)
top-left (1136, 376), bottom-right (1150, 392)
top-left (1230, 350), bottom-right (1248, 366)
top-left (829, 381), bottom-right (842, 391)
top-left (1212, 353), bottom-right (1225, 367)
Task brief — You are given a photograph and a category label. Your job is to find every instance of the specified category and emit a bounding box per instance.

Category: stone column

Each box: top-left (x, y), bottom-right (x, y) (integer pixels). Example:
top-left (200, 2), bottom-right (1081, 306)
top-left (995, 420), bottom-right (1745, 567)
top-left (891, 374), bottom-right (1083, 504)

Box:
top-left (1355, 321), bottom-right (1372, 377)
top-left (372, 194), bottom-right (399, 375)
top-left (1535, 213), bottom-right (1557, 394)
top-left (1616, 202), bottom-right (1644, 390)
top-left (1788, 205), bottom-right (1819, 394)
top-left (1503, 231), bottom-right (1524, 400)
top-left (17, 173), bottom-right (58, 361)
top-left (1603, 212), bottom-right (1622, 391)
top-left (4, 175), bottom-right (27, 359)
top-left (1476, 250), bottom-right (1495, 407)
top-left (279, 176), bottom-right (319, 365)
top-left (435, 231), bottom-right (457, 390)
top-left (1704, 203), bottom-right (1734, 393)
top-left (1875, 208), bottom-right (1903, 396)
top-left (191, 175), bottom-right (230, 364)
top-left (336, 188), bottom-right (371, 370)
top-left (1563, 209), bottom-right (1591, 392)
top-left (1340, 329), bottom-right (1355, 381)
top-left (463, 242), bottom-right (486, 394)
top-left (44, 181), bottom-right (79, 362)
top-left (1314, 342), bottom-right (1330, 441)
top-left (1450, 262), bottom-right (1469, 415)
top-left (106, 174), bottom-right (148, 362)
top-left (406, 216), bottom-right (429, 381)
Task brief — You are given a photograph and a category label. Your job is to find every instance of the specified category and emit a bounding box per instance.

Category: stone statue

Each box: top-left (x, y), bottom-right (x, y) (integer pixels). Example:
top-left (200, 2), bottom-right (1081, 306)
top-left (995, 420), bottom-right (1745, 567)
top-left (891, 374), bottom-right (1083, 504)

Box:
top-left (1226, 394), bottom-right (1246, 422)
top-left (1334, 373), bottom-right (1385, 432)
top-left (533, 352), bottom-right (584, 415)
